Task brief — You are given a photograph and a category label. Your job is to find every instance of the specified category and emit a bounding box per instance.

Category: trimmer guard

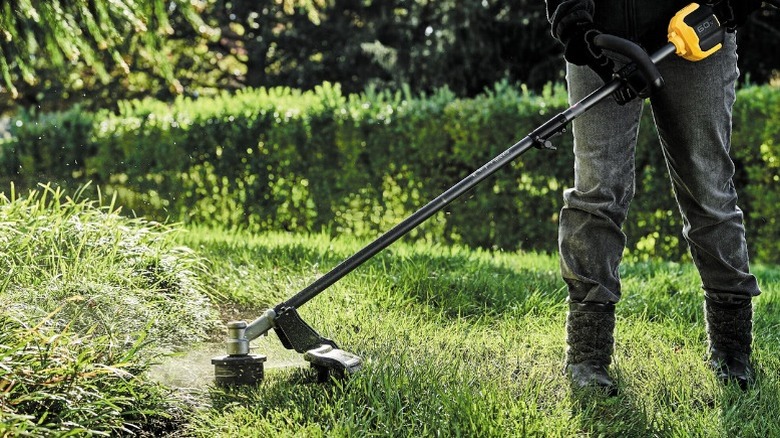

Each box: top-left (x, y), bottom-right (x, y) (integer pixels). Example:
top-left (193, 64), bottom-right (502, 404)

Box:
top-left (304, 344), bottom-right (362, 381)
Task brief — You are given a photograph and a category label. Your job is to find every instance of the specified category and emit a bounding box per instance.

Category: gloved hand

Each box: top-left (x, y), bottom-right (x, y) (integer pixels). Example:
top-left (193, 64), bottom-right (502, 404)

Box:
top-left (561, 22), bottom-right (642, 105)
top-left (561, 21), bottom-right (616, 84)
top-left (711, 0), bottom-right (763, 30)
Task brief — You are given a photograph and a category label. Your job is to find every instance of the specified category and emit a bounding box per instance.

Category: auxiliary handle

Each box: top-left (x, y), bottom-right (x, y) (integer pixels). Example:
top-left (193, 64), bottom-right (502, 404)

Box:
top-left (593, 34), bottom-right (665, 91)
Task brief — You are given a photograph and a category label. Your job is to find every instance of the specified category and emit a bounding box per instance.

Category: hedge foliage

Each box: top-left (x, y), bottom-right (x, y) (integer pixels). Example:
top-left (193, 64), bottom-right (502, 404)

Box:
top-left (2, 82), bottom-right (779, 262)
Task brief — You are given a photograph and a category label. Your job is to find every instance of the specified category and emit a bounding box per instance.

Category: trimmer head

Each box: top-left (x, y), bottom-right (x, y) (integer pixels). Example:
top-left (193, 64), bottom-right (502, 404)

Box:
top-left (212, 310), bottom-right (362, 386)
top-left (212, 354), bottom-right (267, 386)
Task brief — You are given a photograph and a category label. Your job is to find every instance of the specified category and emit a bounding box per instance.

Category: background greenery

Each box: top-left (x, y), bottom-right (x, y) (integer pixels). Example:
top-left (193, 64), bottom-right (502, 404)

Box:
top-left (1, 1), bottom-right (779, 435)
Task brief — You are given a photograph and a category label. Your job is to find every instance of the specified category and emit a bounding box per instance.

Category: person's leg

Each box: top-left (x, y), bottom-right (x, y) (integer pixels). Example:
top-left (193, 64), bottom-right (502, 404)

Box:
top-left (649, 32), bottom-right (760, 387)
top-left (560, 62), bottom-right (644, 392)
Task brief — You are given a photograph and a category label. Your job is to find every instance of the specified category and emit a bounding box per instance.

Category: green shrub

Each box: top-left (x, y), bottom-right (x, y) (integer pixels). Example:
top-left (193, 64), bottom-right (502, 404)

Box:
top-left (731, 85), bottom-right (780, 263)
top-left (0, 106), bottom-right (96, 185)
top-left (2, 82), bottom-right (778, 262)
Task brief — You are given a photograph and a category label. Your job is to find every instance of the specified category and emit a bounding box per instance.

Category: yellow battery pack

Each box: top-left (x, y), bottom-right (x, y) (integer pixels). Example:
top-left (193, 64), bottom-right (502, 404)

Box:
top-left (668, 3), bottom-right (724, 61)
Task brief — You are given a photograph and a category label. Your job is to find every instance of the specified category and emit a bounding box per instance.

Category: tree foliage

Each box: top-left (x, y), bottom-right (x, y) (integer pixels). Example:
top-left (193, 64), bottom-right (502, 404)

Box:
top-left (0, 0), bottom-right (323, 111)
top-left (208, 0), bottom-right (561, 96)
top-left (1, 1), bottom-right (778, 112)
top-left (0, 1), bottom-right (212, 97)
top-left (171, 0), bottom-right (780, 98)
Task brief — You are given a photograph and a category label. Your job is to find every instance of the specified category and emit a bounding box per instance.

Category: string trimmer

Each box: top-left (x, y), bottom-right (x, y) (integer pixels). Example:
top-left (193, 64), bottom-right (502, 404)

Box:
top-left (212, 2), bottom-right (729, 385)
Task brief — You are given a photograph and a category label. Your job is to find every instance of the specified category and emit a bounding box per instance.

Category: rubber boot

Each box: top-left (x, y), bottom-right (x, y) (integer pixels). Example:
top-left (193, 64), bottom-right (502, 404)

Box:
top-left (705, 297), bottom-right (754, 389)
top-left (565, 302), bottom-right (617, 395)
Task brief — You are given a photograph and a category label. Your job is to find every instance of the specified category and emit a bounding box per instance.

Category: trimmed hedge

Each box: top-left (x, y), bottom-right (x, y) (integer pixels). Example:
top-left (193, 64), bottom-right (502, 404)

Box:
top-left (2, 82), bottom-right (778, 262)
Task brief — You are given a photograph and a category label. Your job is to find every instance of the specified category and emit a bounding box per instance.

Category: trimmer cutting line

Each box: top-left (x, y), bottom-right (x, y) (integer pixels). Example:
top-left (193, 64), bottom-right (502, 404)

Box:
top-left (212, 3), bottom-right (729, 386)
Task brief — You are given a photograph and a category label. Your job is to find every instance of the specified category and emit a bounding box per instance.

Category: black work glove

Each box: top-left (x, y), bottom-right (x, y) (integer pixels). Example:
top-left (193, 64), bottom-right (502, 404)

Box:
top-left (711, 0), bottom-right (763, 30)
top-left (561, 22), bottom-right (616, 84)
top-left (561, 22), bottom-right (641, 105)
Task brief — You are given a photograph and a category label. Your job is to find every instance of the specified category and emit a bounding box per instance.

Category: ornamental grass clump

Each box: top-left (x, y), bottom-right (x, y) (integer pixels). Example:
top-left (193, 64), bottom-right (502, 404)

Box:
top-left (0, 184), bottom-right (218, 435)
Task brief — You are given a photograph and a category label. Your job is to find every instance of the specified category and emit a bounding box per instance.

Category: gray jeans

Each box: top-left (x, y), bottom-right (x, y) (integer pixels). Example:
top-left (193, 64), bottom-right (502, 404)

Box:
top-left (559, 32), bottom-right (761, 305)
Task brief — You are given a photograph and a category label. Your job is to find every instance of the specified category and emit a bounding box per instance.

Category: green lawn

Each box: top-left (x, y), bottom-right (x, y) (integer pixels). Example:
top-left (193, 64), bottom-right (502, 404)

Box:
top-left (179, 228), bottom-right (780, 437)
top-left (1, 189), bottom-right (778, 436)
